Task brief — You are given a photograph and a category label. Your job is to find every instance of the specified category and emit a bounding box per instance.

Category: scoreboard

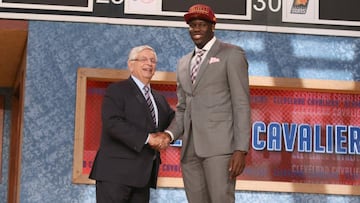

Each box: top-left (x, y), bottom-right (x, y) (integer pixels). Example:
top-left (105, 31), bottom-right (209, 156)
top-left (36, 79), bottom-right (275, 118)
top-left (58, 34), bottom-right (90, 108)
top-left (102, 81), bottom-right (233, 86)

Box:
top-left (281, 0), bottom-right (360, 32)
top-left (0, 0), bottom-right (360, 37)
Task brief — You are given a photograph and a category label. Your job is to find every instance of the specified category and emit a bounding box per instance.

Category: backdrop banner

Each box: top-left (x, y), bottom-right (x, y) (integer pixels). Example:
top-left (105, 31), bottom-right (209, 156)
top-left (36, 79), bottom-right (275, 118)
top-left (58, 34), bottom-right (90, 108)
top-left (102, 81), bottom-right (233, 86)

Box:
top-left (82, 80), bottom-right (360, 186)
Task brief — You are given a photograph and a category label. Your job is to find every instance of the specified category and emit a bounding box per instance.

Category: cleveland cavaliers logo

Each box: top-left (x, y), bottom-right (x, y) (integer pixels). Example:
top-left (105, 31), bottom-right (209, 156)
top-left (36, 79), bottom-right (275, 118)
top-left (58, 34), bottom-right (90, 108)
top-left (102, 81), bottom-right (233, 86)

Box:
top-left (291, 0), bottom-right (309, 14)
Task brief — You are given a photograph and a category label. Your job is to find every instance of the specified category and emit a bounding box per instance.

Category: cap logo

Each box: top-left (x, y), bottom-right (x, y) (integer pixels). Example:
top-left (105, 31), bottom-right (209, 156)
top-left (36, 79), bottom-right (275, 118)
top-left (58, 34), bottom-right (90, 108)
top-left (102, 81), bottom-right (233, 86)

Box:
top-left (190, 6), bottom-right (209, 15)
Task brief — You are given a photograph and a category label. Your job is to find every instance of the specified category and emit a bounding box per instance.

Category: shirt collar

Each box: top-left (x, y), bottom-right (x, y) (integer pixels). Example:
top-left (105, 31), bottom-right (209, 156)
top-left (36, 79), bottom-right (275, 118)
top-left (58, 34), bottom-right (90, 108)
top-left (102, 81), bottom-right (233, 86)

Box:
top-left (131, 75), bottom-right (149, 92)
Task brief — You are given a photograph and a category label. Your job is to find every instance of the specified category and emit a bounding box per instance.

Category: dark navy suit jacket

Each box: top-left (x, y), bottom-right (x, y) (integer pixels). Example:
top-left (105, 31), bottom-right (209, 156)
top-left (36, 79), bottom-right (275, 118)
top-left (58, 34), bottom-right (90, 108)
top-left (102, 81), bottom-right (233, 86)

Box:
top-left (89, 77), bottom-right (174, 188)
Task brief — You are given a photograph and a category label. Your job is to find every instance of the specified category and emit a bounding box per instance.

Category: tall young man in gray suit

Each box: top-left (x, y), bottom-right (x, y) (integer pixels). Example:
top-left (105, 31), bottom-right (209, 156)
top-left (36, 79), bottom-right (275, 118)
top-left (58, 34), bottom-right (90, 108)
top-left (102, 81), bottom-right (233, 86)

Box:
top-left (166, 4), bottom-right (251, 203)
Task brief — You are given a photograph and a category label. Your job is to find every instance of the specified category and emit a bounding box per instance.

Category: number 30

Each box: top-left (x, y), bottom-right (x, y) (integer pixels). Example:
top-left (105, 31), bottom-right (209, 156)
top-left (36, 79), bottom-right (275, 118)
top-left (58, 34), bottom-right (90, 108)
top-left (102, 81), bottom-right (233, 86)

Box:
top-left (253, 0), bottom-right (281, 13)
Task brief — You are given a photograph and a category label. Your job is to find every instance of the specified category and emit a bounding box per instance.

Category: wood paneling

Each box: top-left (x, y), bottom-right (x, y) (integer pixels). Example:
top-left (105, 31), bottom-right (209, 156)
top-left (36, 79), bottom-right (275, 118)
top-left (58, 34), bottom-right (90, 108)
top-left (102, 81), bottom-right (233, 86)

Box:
top-left (0, 20), bottom-right (28, 88)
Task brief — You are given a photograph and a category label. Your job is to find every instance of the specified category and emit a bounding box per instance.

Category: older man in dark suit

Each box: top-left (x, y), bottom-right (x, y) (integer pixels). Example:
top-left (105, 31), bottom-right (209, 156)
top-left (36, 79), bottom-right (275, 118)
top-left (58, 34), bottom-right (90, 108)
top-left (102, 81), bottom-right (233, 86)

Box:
top-left (89, 45), bottom-right (174, 203)
top-left (166, 4), bottom-right (251, 203)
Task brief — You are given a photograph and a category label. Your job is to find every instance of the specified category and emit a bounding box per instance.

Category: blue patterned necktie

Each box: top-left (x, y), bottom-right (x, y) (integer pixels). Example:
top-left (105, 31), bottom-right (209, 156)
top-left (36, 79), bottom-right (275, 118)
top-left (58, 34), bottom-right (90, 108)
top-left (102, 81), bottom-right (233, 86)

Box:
top-left (191, 49), bottom-right (205, 83)
top-left (143, 86), bottom-right (156, 126)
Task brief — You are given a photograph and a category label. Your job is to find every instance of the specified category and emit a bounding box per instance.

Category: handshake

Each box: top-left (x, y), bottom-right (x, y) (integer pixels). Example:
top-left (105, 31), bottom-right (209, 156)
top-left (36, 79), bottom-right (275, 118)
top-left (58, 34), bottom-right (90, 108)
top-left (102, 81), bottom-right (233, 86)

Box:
top-left (148, 132), bottom-right (172, 151)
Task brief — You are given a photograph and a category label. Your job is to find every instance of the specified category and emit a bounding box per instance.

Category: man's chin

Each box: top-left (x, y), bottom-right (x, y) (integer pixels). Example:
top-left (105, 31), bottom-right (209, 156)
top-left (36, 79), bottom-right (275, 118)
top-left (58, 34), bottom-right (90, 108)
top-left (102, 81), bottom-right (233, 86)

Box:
top-left (192, 37), bottom-right (202, 43)
top-left (144, 74), bottom-right (154, 79)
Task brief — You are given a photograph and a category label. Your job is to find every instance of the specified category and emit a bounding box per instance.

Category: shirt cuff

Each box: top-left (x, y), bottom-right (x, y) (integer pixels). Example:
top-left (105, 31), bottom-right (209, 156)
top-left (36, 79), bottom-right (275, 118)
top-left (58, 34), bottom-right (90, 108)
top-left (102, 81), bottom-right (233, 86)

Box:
top-left (145, 133), bottom-right (151, 144)
top-left (165, 130), bottom-right (174, 142)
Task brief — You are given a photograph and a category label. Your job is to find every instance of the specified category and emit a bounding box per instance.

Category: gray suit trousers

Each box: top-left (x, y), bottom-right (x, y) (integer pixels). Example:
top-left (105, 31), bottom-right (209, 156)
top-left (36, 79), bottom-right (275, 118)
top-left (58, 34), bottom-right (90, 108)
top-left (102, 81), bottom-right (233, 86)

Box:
top-left (181, 130), bottom-right (236, 203)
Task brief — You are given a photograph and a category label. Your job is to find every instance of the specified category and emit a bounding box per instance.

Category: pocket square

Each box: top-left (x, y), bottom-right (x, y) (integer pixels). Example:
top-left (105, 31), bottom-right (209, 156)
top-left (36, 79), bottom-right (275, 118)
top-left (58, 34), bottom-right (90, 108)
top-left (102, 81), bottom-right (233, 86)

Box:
top-left (209, 57), bottom-right (220, 64)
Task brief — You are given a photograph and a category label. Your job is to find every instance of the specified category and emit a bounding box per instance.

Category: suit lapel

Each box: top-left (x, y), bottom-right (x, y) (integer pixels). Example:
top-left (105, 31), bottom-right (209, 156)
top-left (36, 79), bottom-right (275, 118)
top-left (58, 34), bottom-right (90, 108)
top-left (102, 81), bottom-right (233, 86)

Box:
top-left (152, 91), bottom-right (163, 126)
top-left (180, 53), bottom-right (194, 91)
top-left (128, 77), bottom-right (156, 128)
top-left (128, 77), bottom-right (146, 105)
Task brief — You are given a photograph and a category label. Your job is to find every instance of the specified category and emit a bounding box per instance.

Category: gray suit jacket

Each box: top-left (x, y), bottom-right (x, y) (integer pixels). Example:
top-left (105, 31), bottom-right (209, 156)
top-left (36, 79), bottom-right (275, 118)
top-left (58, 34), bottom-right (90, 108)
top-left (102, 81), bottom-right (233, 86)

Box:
top-left (168, 39), bottom-right (251, 159)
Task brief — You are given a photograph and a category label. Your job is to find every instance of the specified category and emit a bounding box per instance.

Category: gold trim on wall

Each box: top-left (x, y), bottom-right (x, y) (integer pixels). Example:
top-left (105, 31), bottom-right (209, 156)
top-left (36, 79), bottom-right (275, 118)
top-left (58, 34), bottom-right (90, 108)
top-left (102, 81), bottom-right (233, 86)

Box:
top-left (72, 67), bottom-right (360, 196)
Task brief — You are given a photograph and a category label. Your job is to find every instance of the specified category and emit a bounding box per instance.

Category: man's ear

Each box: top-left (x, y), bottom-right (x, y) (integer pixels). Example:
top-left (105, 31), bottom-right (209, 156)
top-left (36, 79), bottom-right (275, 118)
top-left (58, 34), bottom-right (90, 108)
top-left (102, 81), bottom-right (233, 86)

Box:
top-left (128, 61), bottom-right (134, 73)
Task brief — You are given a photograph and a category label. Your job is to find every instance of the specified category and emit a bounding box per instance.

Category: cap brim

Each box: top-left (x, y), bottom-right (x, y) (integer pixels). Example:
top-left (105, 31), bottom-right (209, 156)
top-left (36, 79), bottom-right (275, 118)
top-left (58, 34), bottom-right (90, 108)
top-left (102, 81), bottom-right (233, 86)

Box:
top-left (184, 13), bottom-right (215, 24)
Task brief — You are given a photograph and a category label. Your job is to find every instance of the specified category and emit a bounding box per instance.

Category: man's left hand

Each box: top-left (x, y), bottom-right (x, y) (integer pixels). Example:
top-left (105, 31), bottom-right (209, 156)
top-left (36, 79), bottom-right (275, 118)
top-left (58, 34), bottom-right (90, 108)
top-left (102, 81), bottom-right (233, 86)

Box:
top-left (228, 151), bottom-right (247, 180)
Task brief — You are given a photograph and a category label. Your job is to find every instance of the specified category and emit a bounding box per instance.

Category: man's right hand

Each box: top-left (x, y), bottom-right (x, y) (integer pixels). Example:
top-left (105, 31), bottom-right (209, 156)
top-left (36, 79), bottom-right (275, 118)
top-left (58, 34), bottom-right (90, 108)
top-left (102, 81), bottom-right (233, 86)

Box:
top-left (148, 132), bottom-right (171, 151)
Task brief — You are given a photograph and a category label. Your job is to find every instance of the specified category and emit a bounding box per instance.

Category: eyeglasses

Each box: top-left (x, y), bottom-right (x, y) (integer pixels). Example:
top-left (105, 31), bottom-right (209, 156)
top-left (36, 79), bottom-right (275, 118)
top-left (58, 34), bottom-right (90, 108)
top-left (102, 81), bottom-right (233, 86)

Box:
top-left (131, 57), bottom-right (157, 64)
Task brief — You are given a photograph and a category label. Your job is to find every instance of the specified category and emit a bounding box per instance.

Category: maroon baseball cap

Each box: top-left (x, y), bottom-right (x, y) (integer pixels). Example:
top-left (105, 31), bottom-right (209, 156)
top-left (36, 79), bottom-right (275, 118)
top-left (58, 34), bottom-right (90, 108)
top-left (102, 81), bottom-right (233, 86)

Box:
top-left (184, 4), bottom-right (216, 24)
